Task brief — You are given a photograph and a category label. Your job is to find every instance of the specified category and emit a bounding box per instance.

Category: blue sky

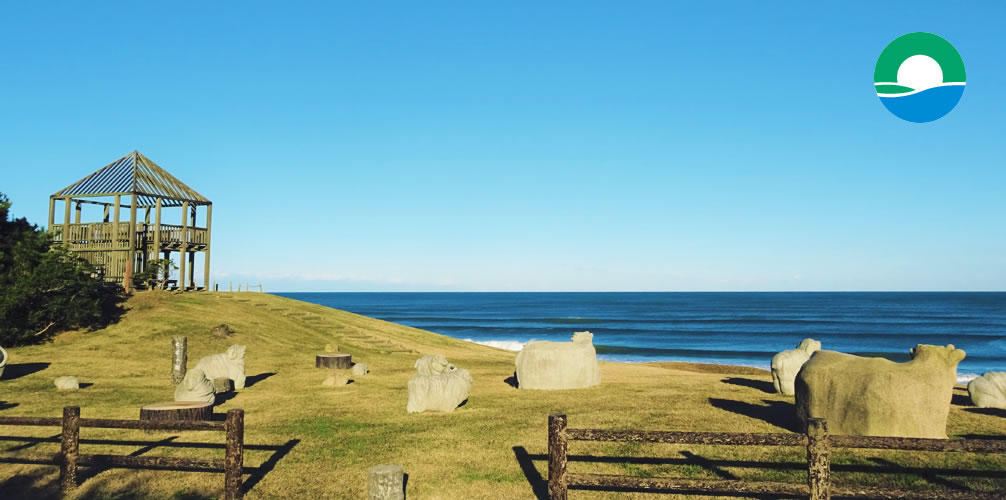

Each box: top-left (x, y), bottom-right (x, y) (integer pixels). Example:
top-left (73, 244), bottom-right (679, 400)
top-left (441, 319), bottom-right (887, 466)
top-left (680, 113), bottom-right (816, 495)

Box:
top-left (1, 2), bottom-right (1003, 291)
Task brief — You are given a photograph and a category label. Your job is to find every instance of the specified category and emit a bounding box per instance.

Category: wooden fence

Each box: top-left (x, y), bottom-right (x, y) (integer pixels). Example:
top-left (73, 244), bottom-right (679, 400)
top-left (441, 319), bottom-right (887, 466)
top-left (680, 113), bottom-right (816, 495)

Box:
top-left (547, 413), bottom-right (1006, 500)
top-left (0, 406), bottom-right (244, 499)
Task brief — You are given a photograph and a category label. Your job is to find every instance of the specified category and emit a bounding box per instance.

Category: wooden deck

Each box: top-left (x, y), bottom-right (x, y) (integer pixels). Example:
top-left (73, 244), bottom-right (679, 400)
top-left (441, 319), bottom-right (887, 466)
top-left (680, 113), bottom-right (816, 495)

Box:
top-left (51, 223), bottom-right (208, 251)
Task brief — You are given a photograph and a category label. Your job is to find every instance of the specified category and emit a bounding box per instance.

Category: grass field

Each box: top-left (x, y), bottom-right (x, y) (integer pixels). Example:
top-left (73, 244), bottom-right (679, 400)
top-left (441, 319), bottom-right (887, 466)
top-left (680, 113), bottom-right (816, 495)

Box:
top-left (1, 291), bottom-right (1004, 499)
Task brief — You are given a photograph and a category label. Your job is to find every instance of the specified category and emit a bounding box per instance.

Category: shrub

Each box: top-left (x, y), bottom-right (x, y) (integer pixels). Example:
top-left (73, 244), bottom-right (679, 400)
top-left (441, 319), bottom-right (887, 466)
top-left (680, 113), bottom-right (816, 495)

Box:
top-left (0, 193), bottom-right (124, 346)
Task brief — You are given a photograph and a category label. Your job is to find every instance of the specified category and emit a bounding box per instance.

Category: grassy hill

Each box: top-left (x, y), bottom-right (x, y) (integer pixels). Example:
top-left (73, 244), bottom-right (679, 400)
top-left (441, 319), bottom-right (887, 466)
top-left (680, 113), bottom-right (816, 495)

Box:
top-left (1, 292), bottom-right (1003, 499)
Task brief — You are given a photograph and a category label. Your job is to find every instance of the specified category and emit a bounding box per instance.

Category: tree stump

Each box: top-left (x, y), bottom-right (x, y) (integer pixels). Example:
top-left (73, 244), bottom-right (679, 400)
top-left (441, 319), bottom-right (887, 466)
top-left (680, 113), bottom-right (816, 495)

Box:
top-left (316, 354), bottom-right (351, 369)
top-left (140, 401), bottom-right (213, 421)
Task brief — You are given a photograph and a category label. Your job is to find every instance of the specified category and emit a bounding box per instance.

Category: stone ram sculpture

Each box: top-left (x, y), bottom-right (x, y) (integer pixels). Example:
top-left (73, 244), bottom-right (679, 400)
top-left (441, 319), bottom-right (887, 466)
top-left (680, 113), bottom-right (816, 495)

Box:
top-left (968, 372), bottom-right (1006, 409)
top-left (771, 338), bottom-right (821, 396)
top-left (795, 344), bottom-right (965, 438)
top-left (193, 345), bottom-right (246, 390)
top-left (407, 354), bottom-right (472, 413)
top-left (515, 331), bottom-right (601, 390)
top-left (174, 368), bottom-right (216, 404)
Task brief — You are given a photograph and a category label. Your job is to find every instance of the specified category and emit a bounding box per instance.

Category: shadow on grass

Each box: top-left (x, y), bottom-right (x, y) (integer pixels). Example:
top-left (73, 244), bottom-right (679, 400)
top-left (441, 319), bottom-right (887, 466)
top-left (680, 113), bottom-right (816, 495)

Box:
top-left (680, 451), bottom-right (736, 479)
top-left (512, 446), bottom-right (548, 500)
top-left (244, 372), bottom-right (276, 388)
top-left (721, 377), bottom-right (776, 394)
top-left (504, 373), bottom-right (519, 389)
top-left (511, 448), bottom-right (1006, 498)
top-left (1, 362), bottom-right (50, 380)
top-left (79, 382), bottom-right (94, 389)
top-left (951, 393), bottom-right (972, 407)
top-left (0, 466), bottom-right (58, 499)
top-left (512, 447), bottom-right (798, 499)
top-left (0, 401), bottom-right (19, 411)
top-left (242, 439), bottom-right (299, 494)
top-left (964, 407), bottom-right (1006, 418)
top-left (77, 436), bottom-right (180, 483)
top-left (0, 433), bottom-right (300, 497)
top-left (867, 457), bottom-right (970, 492)
top-left (215, 392), bottom-right (238, 405)
top-left (708, 398), bottom-right (800, 432)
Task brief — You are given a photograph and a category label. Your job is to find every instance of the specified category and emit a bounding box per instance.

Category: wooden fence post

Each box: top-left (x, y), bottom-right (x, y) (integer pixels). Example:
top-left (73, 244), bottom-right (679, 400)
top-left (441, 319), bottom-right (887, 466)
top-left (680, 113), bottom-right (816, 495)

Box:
top-left (60, 406), bottom-right (80, 495)
top-left (224, 409), bottom-right (245, 499)
top-left (548, 413), bottom-right (568, 500)
top-left (806, 417), bottom-right (830, 500)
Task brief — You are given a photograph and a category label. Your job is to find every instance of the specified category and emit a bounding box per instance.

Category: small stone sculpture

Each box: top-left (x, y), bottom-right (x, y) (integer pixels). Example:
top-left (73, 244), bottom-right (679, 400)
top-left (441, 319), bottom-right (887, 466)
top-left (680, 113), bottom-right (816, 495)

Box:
top-left (322, 372), bottom-right (350, 387)
top-left (515, 331), bottom-right (601, 390)
top-left (194, 344), bottom-right (246, 390)
top-left (795, 344), bottom-right (965, 438)
top-left (211, 324), bottom-right (234, 338)
top-left (368, 464), bottom-right (405, 500)
top-left (0, 345), bottom-right (7, 379)
top-left (968, 372), bottom-right (1006, 409)
top-left (352, 362), bottom-right (369, 377)
top-left (213, 377), bottom-right (233, 393)
top-left (54, 376), bottom-right (80, 390)
top-left (174, 368), bottom-right (215, 404)
top-left (407, 354), bottom-right (472, 413)
top-left (771, 338), bottom-right (821, 396)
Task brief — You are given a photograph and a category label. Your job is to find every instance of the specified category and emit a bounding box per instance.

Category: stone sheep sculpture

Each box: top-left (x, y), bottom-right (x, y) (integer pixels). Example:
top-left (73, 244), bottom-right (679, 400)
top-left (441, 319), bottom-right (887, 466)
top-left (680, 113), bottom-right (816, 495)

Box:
top-left (407, 354), bottom-right (472, 413)
top-left (968, 372), bottom-right (1006, 409)
top-left (193, 345), bottom-right (246, 390)
top-left (0, 345), bottom-right (7, 379)
top-left (515, 331), bottom-right (601, 390)
top-left (771, 338), bottom-right (821, 396)
top-left (795, 344), bottom-right (965, 438)
top-left (174, 368), bottom-right (216, 404)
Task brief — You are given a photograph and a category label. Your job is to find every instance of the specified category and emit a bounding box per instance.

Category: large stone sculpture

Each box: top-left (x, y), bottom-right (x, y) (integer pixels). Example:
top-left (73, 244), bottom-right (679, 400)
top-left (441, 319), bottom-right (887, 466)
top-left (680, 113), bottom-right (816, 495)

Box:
top-left (795, 344), bottom-right (965, 438)
top-left (0, 345), bottom-right (7, 379)
top-left (194, 344), bottom-right (246, 390)
top-left (174, 368), bottom-right (216, 404)
top-left (771, 338), bottom-right (821, 396)
top-left (968, 372), bottom-right (1006, 409)
top-left (407, 354), bottom-right (472, 413)
top-left (515, 331), bottom-right (601, 390)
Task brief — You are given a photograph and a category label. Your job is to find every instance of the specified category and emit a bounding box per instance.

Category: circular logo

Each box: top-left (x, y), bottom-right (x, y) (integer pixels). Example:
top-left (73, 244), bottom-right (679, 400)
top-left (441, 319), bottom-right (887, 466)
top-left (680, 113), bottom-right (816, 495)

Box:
top-left (875, 32), bottom-right (965, 123)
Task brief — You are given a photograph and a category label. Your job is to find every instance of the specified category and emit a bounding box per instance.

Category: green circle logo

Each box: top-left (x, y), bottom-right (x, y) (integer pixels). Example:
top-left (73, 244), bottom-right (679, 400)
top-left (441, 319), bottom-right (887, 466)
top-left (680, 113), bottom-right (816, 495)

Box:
top-left (874, 32), bottom-right (965, 123)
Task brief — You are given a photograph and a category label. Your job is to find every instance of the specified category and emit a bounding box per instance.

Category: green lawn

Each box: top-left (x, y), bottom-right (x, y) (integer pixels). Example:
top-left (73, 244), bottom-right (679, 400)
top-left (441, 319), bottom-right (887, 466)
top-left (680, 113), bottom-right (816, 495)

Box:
top-left (1, 291), bottom-right (1003, 499)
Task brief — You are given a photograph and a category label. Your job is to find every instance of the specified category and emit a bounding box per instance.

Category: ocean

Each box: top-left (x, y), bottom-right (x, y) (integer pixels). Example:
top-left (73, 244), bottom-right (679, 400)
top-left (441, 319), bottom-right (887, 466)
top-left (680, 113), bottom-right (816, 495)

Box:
top-left (274, 292), bottom-right (1006, 381)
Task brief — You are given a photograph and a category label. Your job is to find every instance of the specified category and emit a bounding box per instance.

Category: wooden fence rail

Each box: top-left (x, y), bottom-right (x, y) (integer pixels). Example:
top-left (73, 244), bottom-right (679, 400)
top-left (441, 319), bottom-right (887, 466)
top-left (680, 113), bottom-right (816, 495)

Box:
top-left (0, 406), bottom-right (244, 499)
top-left (548, 413), bottom-right (1006, 500)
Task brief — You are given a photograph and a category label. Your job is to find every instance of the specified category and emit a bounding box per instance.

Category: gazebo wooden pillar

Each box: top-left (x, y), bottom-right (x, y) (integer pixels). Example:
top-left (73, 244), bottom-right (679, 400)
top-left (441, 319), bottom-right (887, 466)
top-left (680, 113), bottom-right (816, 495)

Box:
top-left (204, 204), bottom-right (213, 289)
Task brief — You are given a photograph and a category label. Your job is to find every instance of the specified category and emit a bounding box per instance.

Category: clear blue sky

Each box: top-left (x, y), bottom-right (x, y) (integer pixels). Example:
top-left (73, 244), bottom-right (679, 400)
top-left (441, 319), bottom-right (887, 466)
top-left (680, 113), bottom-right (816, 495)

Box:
top-left (1, 2), bottom-right (1003, 291)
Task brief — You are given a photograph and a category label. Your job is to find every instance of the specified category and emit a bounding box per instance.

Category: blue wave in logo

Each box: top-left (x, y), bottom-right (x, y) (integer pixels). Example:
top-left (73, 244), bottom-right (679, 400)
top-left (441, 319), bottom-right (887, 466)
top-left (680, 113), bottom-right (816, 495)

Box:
top-left (879, 85), bottom-right (965, 123)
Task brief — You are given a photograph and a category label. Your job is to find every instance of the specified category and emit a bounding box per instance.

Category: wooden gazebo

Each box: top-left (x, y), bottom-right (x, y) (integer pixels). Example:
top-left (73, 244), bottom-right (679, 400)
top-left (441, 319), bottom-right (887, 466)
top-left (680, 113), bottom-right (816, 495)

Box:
top-left (49, 151), bottom-right (212, 290)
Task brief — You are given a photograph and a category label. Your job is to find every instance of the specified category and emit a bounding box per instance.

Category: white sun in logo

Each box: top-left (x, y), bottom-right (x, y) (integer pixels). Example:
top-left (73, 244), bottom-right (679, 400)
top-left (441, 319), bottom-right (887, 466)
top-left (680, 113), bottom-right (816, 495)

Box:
top-left (896, 55), bottom-right (943, 91)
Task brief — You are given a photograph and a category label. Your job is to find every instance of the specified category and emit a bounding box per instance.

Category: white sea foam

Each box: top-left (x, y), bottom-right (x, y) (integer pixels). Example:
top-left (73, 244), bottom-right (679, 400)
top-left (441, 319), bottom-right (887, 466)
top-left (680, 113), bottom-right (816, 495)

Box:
top-left (958, 373), bottom-right (980, 385)
top-left (465, 340), bottom-right (990, 384)
top-left (464, 339), bottom-right (527, 351)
